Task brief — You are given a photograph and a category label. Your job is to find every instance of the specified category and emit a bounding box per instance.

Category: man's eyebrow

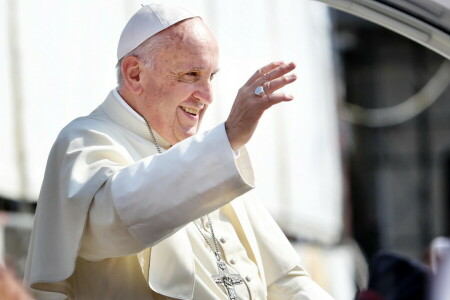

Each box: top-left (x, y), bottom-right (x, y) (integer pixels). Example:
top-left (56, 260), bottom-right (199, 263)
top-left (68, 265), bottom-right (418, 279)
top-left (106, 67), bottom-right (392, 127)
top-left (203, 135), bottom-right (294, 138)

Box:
top-left (184, 67), bottom-right (220, 73)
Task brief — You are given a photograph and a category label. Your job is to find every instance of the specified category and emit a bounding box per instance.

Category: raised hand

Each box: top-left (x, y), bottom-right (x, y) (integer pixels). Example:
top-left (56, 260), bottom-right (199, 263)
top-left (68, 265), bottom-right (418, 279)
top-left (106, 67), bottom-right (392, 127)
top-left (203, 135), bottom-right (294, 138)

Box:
top-left (225, 62), bottom-right (297, 150)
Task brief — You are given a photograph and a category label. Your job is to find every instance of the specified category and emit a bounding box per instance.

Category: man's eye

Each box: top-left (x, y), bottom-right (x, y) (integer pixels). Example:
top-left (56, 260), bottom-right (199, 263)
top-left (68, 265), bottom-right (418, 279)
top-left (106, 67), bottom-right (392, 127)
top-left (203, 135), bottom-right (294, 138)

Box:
top-left (185, 72), bottom-right (200, 79)
top-left (179, 72), bottom-right (199, 82)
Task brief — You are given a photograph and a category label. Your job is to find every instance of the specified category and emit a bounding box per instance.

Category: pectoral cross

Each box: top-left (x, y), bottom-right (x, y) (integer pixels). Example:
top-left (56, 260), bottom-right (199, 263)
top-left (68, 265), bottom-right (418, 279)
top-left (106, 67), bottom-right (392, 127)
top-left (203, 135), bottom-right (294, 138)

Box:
top-left (212, 252), bottom-right (244, 300)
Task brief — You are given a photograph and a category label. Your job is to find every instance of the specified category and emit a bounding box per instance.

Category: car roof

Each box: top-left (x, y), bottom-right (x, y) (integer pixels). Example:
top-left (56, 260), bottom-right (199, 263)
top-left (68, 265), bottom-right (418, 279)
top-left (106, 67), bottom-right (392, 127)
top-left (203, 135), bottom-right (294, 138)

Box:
top-left (316, 0), bottom-right (450, 59)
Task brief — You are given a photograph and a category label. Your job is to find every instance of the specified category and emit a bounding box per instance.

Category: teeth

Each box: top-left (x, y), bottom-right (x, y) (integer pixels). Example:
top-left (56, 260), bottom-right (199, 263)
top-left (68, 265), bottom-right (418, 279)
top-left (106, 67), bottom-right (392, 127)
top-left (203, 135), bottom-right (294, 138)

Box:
top-left (181, 106), bottom-right (198, 116)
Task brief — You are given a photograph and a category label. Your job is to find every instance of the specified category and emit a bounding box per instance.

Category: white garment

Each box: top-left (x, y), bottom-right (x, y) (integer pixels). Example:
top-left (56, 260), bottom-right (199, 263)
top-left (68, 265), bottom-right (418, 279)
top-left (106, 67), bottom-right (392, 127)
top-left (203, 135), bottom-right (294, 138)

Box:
top-left (25, 90), bottom-right (334, 300)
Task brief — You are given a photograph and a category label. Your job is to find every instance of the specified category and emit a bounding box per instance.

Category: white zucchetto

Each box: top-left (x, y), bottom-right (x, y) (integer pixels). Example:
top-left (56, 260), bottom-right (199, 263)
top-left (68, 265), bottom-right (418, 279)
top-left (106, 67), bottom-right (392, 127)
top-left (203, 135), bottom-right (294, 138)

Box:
top-left (117, 4), bottom-right (197, 60)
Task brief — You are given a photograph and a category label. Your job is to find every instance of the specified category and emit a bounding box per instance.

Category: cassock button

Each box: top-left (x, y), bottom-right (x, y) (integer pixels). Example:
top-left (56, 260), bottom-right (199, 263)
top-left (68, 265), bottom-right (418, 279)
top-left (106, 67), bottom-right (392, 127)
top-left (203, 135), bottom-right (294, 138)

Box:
top-left (219, 237), bottom-right (227, 243)
top-left (230, 258), bottom-right (236, 265)
top-left (245, 276), bottom-right (252, 282)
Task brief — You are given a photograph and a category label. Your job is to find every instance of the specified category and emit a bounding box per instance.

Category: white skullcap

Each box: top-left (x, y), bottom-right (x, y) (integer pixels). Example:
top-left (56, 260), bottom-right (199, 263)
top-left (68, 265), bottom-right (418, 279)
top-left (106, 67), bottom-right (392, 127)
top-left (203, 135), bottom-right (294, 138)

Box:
top-left (117, 4), bottom-right (197, 60)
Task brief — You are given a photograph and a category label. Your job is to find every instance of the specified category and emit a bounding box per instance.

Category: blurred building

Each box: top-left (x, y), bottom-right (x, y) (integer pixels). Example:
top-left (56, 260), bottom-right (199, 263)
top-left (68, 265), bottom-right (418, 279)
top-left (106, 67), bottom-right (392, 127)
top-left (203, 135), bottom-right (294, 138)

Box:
top-left (331, 7), bottom-right (450, 261)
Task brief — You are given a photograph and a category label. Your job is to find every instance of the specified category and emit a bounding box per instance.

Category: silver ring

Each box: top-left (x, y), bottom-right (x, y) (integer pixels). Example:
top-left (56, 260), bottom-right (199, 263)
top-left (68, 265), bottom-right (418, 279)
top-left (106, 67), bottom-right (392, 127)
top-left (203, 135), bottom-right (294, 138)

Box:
top-left (254, 86), bottom-right (265, 97)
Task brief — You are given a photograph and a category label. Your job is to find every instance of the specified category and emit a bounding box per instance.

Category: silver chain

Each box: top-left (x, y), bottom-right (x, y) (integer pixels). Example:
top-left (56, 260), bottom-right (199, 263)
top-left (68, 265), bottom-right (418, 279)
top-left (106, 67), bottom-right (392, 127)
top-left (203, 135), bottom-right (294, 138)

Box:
top-left (193, 215), bottom-right (222, 260)
top-left (143, 118), bottom-right (162, 154)
top-left (143, 118), bottom-right (221, 260)
top-left (143, 118), bottom-right (244, 300)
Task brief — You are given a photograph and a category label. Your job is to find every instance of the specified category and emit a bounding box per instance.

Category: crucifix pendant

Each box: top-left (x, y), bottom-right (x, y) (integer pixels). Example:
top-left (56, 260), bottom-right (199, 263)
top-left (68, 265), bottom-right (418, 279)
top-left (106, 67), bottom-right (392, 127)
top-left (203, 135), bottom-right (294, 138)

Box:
top-left (211, 252), bottom-right (244, 300)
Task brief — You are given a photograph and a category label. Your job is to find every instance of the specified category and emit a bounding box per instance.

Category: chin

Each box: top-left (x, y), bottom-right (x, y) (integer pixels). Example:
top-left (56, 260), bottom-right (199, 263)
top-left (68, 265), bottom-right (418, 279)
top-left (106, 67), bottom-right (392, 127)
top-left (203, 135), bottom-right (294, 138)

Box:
top-left (176, 128), bottom-right (199, 142)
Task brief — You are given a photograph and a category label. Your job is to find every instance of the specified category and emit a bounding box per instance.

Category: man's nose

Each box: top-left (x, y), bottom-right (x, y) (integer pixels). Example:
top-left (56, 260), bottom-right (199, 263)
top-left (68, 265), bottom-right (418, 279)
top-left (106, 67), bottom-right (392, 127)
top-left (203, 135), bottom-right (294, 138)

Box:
top-left (192, 81), bottom-right (213, 104)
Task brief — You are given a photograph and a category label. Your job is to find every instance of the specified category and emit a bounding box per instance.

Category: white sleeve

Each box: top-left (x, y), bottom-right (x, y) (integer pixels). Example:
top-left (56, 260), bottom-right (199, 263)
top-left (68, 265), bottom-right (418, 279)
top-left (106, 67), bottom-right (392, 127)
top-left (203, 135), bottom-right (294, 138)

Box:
top-left (267, 266), bottom-right (335, 300)
top-left (79, 123), bottom-right (254, 261)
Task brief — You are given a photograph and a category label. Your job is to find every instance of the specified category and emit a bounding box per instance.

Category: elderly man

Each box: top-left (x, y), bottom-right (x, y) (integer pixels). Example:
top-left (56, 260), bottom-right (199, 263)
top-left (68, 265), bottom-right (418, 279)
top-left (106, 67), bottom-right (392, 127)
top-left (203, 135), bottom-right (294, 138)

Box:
top-left (25, 4), bottom-right (334, 300)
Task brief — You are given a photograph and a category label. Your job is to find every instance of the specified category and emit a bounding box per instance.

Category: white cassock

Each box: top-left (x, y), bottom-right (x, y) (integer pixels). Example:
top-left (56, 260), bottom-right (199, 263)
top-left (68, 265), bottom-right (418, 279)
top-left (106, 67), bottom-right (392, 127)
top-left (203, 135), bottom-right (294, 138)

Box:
top-left (24, 90), bottom-right (335, 300)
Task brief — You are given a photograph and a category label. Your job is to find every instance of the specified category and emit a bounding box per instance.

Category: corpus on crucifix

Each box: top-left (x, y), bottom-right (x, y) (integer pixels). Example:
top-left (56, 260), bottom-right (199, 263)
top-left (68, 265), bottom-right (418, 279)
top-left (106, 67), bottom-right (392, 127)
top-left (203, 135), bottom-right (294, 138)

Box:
top-left (212, 254), bottom-right (244, 300)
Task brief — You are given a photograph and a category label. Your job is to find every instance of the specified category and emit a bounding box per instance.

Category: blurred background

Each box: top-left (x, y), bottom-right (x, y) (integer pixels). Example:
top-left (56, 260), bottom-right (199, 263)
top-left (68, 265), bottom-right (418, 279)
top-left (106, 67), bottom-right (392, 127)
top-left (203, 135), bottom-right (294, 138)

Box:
top-left (0, 0), bottom-right (449, 299)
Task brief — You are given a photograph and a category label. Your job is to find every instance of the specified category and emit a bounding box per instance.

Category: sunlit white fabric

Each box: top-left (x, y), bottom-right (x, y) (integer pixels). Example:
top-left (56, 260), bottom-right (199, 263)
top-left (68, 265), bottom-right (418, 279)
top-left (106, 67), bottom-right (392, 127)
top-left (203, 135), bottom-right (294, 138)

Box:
top-left (24, 90), bottom-right (334, 300)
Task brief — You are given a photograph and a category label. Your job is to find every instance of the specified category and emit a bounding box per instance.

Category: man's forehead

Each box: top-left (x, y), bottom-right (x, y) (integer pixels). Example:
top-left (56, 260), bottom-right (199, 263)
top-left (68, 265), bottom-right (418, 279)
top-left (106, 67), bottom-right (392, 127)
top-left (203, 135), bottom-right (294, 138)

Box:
top-left (160, 51), bottom-right (219, 74)
top-left (162, 18), bottom-right (212, 42)
top-left (155, 20), bottom-right (218, 67)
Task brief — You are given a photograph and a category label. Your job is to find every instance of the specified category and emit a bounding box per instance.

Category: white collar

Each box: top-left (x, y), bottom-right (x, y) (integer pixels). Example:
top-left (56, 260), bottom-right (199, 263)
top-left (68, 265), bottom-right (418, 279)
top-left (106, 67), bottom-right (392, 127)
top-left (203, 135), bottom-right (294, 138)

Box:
top-left (113, 89), bottom-right (145, 123)
top-left (109, 89), bottom-right (172, 149)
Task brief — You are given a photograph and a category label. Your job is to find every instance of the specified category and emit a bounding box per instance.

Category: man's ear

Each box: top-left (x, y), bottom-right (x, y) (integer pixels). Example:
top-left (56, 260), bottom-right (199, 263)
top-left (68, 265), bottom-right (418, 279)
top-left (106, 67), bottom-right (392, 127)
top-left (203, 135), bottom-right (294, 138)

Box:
top-left (121, 56), bottom-right (143, 94)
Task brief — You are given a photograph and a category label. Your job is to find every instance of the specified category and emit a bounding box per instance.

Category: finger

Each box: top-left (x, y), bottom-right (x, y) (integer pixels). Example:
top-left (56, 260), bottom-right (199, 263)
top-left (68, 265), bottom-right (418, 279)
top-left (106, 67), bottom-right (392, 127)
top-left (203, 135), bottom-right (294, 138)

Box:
top-left (245, 61), bottom-right (284, 86)
top-left (257, 62), bottom-right (296, 86)
top-left (263, 73), bottom-right (297, 94)
top-left (261, 93), bottom-right (294, 109)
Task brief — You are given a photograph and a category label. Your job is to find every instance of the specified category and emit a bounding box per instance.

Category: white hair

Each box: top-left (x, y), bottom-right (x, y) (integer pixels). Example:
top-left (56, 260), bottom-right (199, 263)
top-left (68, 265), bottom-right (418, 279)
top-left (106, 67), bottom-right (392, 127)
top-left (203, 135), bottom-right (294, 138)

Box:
top-left (116, 33), bottom-right (168, 87)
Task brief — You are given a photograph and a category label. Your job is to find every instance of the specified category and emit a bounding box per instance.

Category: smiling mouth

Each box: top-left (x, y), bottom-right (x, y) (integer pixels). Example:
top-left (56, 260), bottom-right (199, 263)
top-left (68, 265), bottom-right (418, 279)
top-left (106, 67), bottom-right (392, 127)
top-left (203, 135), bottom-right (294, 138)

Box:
top-left (180, 106), bottom-right (199, 116)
